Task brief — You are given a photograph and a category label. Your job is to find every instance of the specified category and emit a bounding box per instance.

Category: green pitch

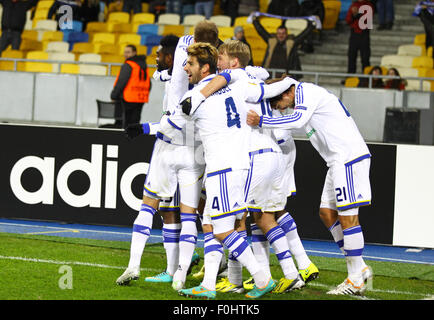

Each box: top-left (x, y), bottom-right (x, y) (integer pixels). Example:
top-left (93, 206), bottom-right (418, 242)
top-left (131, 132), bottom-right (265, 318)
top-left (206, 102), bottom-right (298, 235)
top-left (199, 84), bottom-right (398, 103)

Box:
top-left (0, 232), bottom-right (433, 300)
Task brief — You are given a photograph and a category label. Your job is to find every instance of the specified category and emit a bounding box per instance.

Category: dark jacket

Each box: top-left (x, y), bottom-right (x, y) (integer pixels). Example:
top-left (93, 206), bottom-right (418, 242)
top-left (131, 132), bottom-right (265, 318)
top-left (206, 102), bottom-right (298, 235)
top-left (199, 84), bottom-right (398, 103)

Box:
top-left (253, 16), bottom-right (314, 72)
top-left (0, 0), bottom-right (38, 32)
top-left (48, 0), bottom-right (82, 22)
top-left (111, 55), bottom-right (149, 101)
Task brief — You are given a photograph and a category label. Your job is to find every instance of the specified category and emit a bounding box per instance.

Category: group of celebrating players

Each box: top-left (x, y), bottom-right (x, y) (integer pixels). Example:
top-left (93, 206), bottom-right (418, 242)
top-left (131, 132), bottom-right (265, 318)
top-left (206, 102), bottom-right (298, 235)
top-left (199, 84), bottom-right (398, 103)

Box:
top-left (115, 20), bottom-right (373, 299)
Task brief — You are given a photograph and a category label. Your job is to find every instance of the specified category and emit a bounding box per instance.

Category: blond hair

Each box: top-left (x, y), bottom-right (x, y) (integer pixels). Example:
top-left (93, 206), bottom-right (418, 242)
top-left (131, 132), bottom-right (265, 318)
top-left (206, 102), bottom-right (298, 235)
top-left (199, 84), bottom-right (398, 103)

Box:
top-left (187, 42), bottom-right (218, 74)
top-left (218, 39), bottom-right (251, 68)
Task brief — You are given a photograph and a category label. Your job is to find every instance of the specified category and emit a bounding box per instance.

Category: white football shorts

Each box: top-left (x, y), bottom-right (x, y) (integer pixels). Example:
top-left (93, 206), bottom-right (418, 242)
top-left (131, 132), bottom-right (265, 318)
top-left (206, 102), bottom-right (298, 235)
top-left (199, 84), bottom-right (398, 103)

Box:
top-left (320, 156), bottom-right (371, 215)
top-left (143, 139), bottom-right (205, 208)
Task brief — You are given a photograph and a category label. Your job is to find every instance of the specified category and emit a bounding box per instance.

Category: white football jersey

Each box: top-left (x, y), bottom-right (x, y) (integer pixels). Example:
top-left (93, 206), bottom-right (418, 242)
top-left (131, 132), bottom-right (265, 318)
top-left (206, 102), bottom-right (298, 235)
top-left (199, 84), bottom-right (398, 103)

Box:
top-left (191, 74), bottom-right (265, 174)
top-left (260, 81), bottom-right (371, 166)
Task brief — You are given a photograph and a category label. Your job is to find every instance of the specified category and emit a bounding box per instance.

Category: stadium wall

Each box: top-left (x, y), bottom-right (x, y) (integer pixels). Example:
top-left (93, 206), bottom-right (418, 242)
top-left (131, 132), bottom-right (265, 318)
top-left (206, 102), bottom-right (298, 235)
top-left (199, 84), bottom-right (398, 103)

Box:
top-left (1, 123), bottom-right (433, 249)
top-left (0, 72), bottom-right (433, 143)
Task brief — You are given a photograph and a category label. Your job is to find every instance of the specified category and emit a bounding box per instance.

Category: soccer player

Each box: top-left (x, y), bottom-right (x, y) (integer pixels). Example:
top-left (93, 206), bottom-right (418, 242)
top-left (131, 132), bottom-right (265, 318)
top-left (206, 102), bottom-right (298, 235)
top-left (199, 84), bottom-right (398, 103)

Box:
top-left (177, 42), bottom-right (299, 299)
top-left (247, 79), bottom-right (373, 296)
top-left (188, 40), bottom-right (318, 294)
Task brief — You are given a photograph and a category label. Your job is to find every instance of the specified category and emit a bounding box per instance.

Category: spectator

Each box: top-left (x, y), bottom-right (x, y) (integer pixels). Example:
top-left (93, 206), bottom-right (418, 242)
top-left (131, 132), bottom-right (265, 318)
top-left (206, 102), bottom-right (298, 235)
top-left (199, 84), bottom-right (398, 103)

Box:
top-left (195, 0), bottom-right (215, 19)
top-left (122, 0), bottom-right (142, 14)
top-left (384, 67), bottom-right (407, 90)
top-left (166, 0), bottom-right (181, 15)
top-left (345, 0), bottom-right (375, 75)
top-left (238, 0), bottom-right (259, 17)
top-left (48, 0), bottom-right (83, 30)
top-left (80, 0), bottom-right (100, 30)
top-left (298, 0), bottom-right (325, 53)
top-left (413, 0), bottom-right (434, 58)
top-left (181, 0), bottom-right (196, 19)
top-left (111, 45), bottom-right (151, 128)
top-left (252, 14), bottom-right (315, 78)
top-left (358, 65), bottom-right (385, 88)
top-left (221, 0), bottom-right (239, 25)
top-left (232, 26), bottom-right (253, 65)
top-left (376, 0), bottom-right (394, 30)
top-left (0, 0), bottom-right (38, 54)
top-left (267, 0), bottom-right (300, 17)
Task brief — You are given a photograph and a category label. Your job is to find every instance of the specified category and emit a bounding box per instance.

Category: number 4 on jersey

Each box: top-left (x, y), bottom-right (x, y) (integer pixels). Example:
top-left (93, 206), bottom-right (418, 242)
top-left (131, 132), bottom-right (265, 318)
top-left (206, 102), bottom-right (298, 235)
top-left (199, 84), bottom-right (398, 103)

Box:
top-left (225, 97), bottom-right (241, 128)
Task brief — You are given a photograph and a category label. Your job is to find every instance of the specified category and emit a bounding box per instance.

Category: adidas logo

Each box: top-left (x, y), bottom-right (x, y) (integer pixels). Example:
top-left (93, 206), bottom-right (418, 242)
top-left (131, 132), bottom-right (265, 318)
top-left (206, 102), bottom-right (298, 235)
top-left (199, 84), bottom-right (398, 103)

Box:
top-left (249, 200), bottom-right (256, 204)
top-left (233, 202), bottom-right (240, 208)
top-left (283, 252), bottom-right (291, 259)
top-left (185, 236), bottom-right (196, 242)
top-left (357, 194), bottom-right (363, 200)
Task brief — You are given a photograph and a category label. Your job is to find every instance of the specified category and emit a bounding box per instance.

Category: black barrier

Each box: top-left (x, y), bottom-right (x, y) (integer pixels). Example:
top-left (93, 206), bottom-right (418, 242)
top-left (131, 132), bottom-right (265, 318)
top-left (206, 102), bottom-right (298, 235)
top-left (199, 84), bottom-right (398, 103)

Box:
top-left (0, 124), bottom-right (395, 244)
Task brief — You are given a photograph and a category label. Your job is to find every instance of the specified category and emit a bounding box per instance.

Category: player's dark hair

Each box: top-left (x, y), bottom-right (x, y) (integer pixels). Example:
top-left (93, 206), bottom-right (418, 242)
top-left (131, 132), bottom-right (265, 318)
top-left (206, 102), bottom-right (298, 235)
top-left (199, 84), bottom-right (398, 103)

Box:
top-left (265, 76), bottom-right (294, 109)
top-left (194, 20), bottom-right (219, 47)
top-left (160, 34), bottom-right (179, 56)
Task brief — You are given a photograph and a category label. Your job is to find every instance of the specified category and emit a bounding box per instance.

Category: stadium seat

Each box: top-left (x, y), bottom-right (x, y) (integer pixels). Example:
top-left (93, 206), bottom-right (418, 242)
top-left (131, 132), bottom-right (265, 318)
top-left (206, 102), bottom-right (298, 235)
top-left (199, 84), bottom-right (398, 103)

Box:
top-left (33, 9), bottom-right (50, 22)
top-left (67, 32), bottom-right (89, 51)
top-left (59, 20), bottom-right (83, 33)
top-left (141, 34), bottom-right (163, 47)
top-left (210, 15), bottom-right (232, 27)
top-left (345, 77), bottom-right (360, 87)
top-left (158, 13), bottom-right (181, 25)
top-left (86, 22), bottom-right (109, 33)
top-left (60, 63), bottom-right (80, 74)
top-left (428, 46), bottom-right (433, 57)
top-left (381, 55), bottom-right (414, 68)
top-left (25, 51), bottom-right (53, 73)
top-left (42, 31), bottom-right (64, 42)
top-left (285, 19), bottom-right (309, 36)
top-left (45, 41), bottom-right (69, 53)
top-left (234, 16), bottom-right (250, 26)
top-left (79, 53), bottom-right (102, 63)
top-left (132, 13), bottom-right (155, 25)
top-left (414, 33), bottom-right (426, 45)
top-left (161, 25), bottom-right (185, 37)
top-left (118, 33), bottom-right (141, 46)
top-left (79, 64), bottom-right (107, 76)
top-left (49, 52), bottom-right (75, 72)
top-left (0, 50), bottom-right (24, 71)
top-left (394, 67), bottom-right (419, 78)
top-left (108, 22), bottom-right (132, 33)
top-left (397, 44), bottom-right (425, 57)
top-left (182, 14), bottom-right (205, 26)
top-left (35, 20), bottom-right (57, 32)
top-left (20, 39), bottom-right (43, 52)
top-left (101, 54), bottom-right (124, 76)
top-left (137, 24), bottom-right (159, 36)
top-left (412, 56), bottom-right (433, 69)
top-left (118, 44), bottom-right (148, 55)
top-left (406, 79), bottom-right (432, 91)
top-left (260, 17), bottom-right (283, 34)
top-left (36, 0), bottom-right (55, 10)
top-left (218, 27), bottom-right (235, 41)
top-left (322, 0), bottom-right (341, 30)
top-left (108, 12), bottom-right (130, 24)
top-left (97, 44), bottom-right (119, 55)
top-left (22, 30), bottom-right (39, 41)
top-left (92, 33), bottom-right (116, 44)
top-left (364, 65), bottom-right (387, 75)
top-left (72, 43), bottom-right (95, 55)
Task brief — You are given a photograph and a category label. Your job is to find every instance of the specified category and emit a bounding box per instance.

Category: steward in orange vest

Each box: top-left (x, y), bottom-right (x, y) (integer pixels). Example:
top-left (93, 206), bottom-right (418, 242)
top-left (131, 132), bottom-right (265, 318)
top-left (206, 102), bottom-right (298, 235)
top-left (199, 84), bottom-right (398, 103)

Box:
top-left (111, 52), bottom-right (151, 128)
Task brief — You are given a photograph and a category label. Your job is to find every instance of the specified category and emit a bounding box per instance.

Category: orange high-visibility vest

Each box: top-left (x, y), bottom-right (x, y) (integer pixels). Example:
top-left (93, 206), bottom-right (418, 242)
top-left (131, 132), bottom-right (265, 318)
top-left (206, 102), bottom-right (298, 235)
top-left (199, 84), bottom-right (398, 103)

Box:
top-left (114, 60), bottom-right (150, 103)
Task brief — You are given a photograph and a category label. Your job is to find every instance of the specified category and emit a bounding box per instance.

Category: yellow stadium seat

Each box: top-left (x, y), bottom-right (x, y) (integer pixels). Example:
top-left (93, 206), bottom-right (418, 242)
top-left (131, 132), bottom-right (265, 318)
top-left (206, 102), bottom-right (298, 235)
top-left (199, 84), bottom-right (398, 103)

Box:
top-left (398, 44), bottom-right (425, 57)
top-left (158, 13), bottom-right (181, 25)
top-left (210, 15), bottom-right (232, 27)
top-left (36, 0), bottom-right (55, 10)
top-left (108, 1), bottom-right (123, 13)
top-left (20, 39), bottom-right (43, 52)
top-left (234, 16), bottom-right (249, 26)
top-left (79, 64), bottom-right (107, 76)
top-left (97, 44), bottom-right (119, 55)
top-left (22, 30), bottom-right (39, 41)
top-left (344, 77), bottom-right (360, 87)
top-left (60, 64), bottom-right (80, 74)
top-left (259, 0), bottom-right (268, 12)
top-left (45, 41), bottom-right (69, 53)
top-left (218, 26), bottom-right (235, 41)
top-left (93, 33), bottom-right (116, 44)
top-left (108, 12), bottom-right (130, 24)
top-left (412, 56), bottom-right (433, 69)
top-left (79, 53), bottom-right (102, 63)
top-left (161, 25), bottom-right (186, 37)
top-left (108, 22), bottom-right (133, 33)
top-left (322, 0), bottom-right (341, 30)
top-left (381, 55), bottom-right (414, 68)
top-left (428, 46), bottom-right (433, 57)
top-left (132, 13), bottom-right (155, 24)
top-left (285, 19), bottom-right (309, 37)
top-left (86, 22), bottom-right (109, 33)
top-left (414, 33), bottom-right (426, 45)
top-left (72, 42), bottom-right (95, 55)
top-left (41, 31), bottom-right (64, 42)
top-left (251, 48), bottom-right (265, 66)
top-left (34, 20), bottom-right (57, 31)
top-left (0, 50), bottom-right (24, 71)
top-left (118, 44), bottom-right (147, 56)
top-left (101, 54), bottom-right (124, 76)
top-left (260, 17), bottom-right (283, 33)
top-left (49, 52), bottom-right (75, 72)
top-left (118, 33), bottom-right (141, 46)
top-left (183, 14), bottom-right (206, 26)
top-left (34, 9), bottom-right (49, 21)
top-left (406, 80), bottom-right (432, 91)
top-left (25, 51), bottom-right (53, 73)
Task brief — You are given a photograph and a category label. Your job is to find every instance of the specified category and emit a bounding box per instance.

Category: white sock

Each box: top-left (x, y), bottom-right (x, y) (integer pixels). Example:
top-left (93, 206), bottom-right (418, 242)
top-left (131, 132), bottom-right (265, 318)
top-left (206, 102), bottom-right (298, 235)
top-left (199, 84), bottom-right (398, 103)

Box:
top-left (227, 230), bottom-right (246, 286)
top-left (162, 223), bottom-right (181, 276)
top-left (277, 212), bottom-right (311, 270)
top-left (128, 204), bottom-right (156, 269)
top-left (329, 220), bottom-right (345, 255)
top-left (177, 213), bottom-right (198, 277)
top-left (250, 224), bottom-right (271, 278)
top-left (222, 231), bottom-right (268, 288)
top-left (343, 225), bottom-right (365, 284)
top-left (201, 232), bottom-right (223, 290)
top-left (266, 225), bottom-right (299, 280)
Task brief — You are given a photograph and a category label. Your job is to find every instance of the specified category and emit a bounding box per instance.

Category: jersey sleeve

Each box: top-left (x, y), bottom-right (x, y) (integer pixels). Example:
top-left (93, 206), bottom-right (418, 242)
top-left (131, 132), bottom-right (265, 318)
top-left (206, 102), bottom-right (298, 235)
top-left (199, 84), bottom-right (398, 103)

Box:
top-left (245, 66), bottom-right (269, 81)
top-left (218, 68), bottom-right (246, 84)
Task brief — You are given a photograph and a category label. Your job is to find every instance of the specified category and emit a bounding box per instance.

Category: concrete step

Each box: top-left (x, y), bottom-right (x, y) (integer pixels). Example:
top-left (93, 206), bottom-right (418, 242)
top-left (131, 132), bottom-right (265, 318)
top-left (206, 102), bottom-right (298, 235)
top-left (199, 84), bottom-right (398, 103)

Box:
top-left (313, 44), bottom-right (398, 56)
top-left (300, 53), bottom-right (382, 66)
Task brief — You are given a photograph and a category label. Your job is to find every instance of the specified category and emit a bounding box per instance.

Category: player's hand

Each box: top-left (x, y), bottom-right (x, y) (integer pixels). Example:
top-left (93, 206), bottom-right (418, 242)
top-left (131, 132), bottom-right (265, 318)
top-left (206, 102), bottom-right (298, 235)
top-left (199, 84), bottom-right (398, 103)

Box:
top-left (247, 110), bottom-right (260, 126)
top-left (124, 123), bottom-right (145, 140)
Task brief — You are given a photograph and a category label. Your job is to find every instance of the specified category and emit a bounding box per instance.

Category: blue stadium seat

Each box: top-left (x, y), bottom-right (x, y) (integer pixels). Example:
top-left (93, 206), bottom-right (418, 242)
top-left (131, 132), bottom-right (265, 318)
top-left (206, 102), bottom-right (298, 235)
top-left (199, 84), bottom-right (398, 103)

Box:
top-left (141, 34), bottom-right (163, 47)
top-left (339, 0), bottom-right (353, 20)
top-left (67, 32), bottom-right (90, 51)
top-left (137, 24), bottom-right (159, 36)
